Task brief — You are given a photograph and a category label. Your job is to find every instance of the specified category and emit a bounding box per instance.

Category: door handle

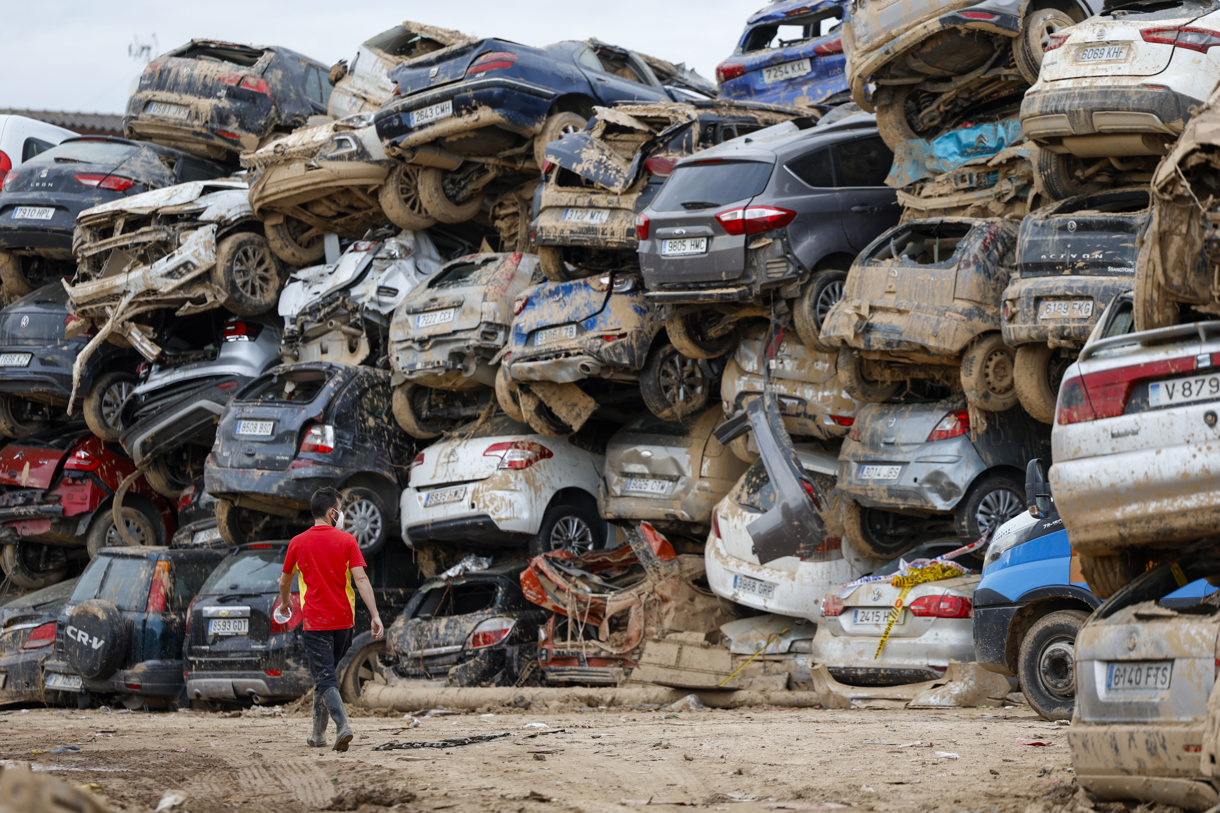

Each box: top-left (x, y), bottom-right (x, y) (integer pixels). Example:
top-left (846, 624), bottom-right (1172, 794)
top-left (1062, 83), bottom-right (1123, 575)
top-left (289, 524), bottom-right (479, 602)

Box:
top-left (851, 205), bottom-right (878, 214)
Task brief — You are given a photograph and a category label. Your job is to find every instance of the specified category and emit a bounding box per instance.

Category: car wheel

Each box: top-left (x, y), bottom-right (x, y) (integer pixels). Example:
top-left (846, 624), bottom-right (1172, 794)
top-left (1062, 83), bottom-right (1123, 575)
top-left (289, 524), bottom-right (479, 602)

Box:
top-left (495, 365), bottom-right (526, 423)
top-left (1134, 250), bottom-right (1180, 331)
top-left (86, 506), bottom-right (158, 558)
top-left (960, 333), bottom-right (1018, 412)
top-left (340, 486), bottom-right (390, 555)
top-left (392, 384), bottom-right (445, 440)
top-left (640, 343), bottom-right (713, 422)
top-left (1078, 552), bottom-right (1147, 600)
top-left (533, 110), bottom-right (589, 168)
top-left (213, 232), bottom-right (283, 317)
top-left (143, 447), bottom-right (205, 501)
top-left (841, 500), bottom-right (922, 560)
top-left (379, 164), bottom-right (437, 231)
top-left (953, 473), bottom-right (1024, 543)
top-left (1035, 147), bottom-right (1102, 201)
top-left (214, 499), bottom-right (259, 546)
top-left (0, 542), bottom-right (68, 590)
top-left (836, 348), bottom-right (899, 403)
top-left (1018, 609), bottom-right (1088, 721)
top-left (537, 246), bottom-right (574, 282)
top-left (873, 86), bottom-right (924, 149)
top-left (0, 395), bottom-right (52, 439)
top-left (665, 310), bottom-right (737, 360)
top-left (263, 215), bottom-right (325, 266)
top-left (518, 387), bottom-right (577, 437)
top-left (0, 251), bottom-right (32, 303)
top-left (793, 269), bottom-right (847, 351)
top-left (82, 371), bottom-right (136, 443)
top-left (1015, 7), bottom-right (1076, 85)
top-left (64, 599), bottom-right (130, 680)
top-left (1013, 344), bottom-right (1074, 424)
top-left (531, 497), bottom-right (603, 557)
top-left (339, 639), bottom-right (386, 704)
top-left (418, 166), bottom-right (484, 223)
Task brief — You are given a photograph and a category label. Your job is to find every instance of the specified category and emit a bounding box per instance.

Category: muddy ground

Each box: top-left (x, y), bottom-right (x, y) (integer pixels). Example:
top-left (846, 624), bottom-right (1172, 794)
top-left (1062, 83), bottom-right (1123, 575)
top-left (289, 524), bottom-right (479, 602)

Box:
top-left (0, 696), bottom-right (1177, 813)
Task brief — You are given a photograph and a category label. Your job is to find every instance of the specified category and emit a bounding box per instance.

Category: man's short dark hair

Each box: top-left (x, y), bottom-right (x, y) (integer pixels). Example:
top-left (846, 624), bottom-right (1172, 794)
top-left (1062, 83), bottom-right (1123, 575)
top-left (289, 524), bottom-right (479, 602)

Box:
top-left (311, 486), bottom-right (342, 520)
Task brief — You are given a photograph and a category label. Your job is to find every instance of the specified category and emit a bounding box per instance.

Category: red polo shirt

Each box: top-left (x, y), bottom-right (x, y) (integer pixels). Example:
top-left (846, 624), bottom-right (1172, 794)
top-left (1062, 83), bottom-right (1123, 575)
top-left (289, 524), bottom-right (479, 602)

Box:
top-left (282, 524), bottom-right (367, 631)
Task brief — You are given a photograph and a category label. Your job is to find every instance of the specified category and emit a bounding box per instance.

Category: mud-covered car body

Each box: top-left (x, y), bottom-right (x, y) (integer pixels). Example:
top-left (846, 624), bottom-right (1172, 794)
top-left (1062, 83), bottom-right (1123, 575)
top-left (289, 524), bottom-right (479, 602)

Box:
top-left (125, 40), bottom-right (331, 161)
top-left (42, 546), bottom-right (225, 705)
top-left (379, 563), bottom-right (545, 686)
top-left (716, 0), bottom-right (849, 106)
top-left (896, 142), bottom-right (1039, 221)
top-left (537, 613), bottom-right (631, 685)
top-left (599, 409), bottom-right (748, 537)
top-left (169, 479), bottom-right (221, 548)
top-left (278, 230), bottom-right (442, 366)
top-left (0, 577), bottom-right (77, 706)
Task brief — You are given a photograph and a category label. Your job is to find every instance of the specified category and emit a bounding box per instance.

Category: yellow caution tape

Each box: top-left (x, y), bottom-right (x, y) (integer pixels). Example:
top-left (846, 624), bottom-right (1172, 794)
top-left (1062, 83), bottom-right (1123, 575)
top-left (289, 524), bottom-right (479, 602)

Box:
top-left (874, 563), bottom-right (964, 659)
top-left (874, 584), bottom-right (912, 660)
top-left (718, 628), bottom-right (788, 687)
top-left (1171, 561), bottom-right (1188, 588)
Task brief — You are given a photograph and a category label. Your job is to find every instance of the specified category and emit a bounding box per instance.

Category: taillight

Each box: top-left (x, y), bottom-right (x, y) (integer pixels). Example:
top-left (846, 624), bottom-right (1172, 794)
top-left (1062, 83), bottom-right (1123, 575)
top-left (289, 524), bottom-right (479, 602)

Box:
top-left (715, 61), bottom-right (747, 84)
top-left (644, 157), bottom-right (677, 177)
top-left (270, 594), bottom-right (302, 633)
top-left (74, 174), bottom-right (135, 192)
top-left (1046, 32), bottom-right (1069, 51)
top-left (466, 51), bottom-right (518, 76)
top-left (22, 621), bottom-right (56, 650)
top-left (410, 452), bottom-right (425, 470)
top-left (300, 424), bottom-right (335, 454)
top-left (813, 37), bottom-right (843, 56)
top-left (715, 206), bottom-right (796, 236)
top-left (634, 213), bottom-right (650, 241)
top-left (1142, 26), bottom-right (1220, 52)
top-left (468, 617), bottom-right (515, 649)
top-left (821, 595), bottom-right (844, 617)
top-left (541, 160), bottom-right (555, 175)
top-left (141, 61), bottom-right (160, 78)
top-left (830, 415), bottom-right (854, 427)
top-left (927, 409), bottom-right (970, 442)
top-left (483, 440), bottom-right (553, 470)
top-left (177, 483), bottom-right (197, 512)
top-left (711, 509), bottom-right (723, 541)
top-left (1, 169), bottom-right (18, 191)
top-left (1055, 374), bottom-right (1095, 425)
top-left (147, 560), bottom-right (171, 613)
top-left (0, 150), bottom-right (10, 189)
top-left (222, 320), bottom-right (260, 342)
top-left (800, 479), bottom-right (822, 508)
top-left (1055, 353), bottom-right (1202, 425)
top-left (513, 294), bottom-right (529, 316)
top-left (64, 447), bottom-right (101, 472)
top-left (219, 73), bottom-right (273, 97)
top-left (909, 594), bottom-right (972, 618)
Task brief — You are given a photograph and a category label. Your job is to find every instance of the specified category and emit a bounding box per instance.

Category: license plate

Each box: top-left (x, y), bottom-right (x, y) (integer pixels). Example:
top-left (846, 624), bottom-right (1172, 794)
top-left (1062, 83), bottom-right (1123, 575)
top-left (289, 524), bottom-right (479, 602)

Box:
top-left (208, 618), bottom-right (249, 636)
top-left (761, 58), bottom-right (811, 83)
top-left (236, 419), bottom-right (274, 437)
top-left (536, 324), bottom-right (577, 345)
top-left (417, 308), bottom-right (456, 328)
top-left (626, 477), bottom-right (670, 495)
top-left (0, 352), bottom-right (32, 367)
top-left (854, 608), bottom-right (892, 625)
top-left (46, 672), bottom-right (83, 692)
top-left (733, 574), bottom-right (776, 598)
top-left (1148, 373), bottom-right (1220, 407)
top-left (562, 208), bottom-right (610, 225)
top-left (424, 485), bottom-right (466, 507)
top-left (1107, 660), bottom-right (1172, 691)
top-left (1038, 299), bottom-right (1094, 319)
top-left (1077, 44), bottom-right (1128, 63)
top-left (13, 206), bottom-right (54, 221)
top-left (410, 100), bottom-right (453, 128)
top-left (192, 527), bottom-right (222, 546)
top-left (146, 101), bottom-right (191, 120)
top-left (859, 464), bottom-right (901, 480)
top-left (661, 237), bottom-right (708, 257)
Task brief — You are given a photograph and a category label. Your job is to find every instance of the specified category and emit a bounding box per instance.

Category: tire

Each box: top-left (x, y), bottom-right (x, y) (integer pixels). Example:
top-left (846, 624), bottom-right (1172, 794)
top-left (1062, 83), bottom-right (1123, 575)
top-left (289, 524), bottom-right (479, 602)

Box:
top-left (1018, 609), bottom-right (1087, 721)
top-left (531, 497), bottom-right (604, 557)
top-left (264, 216), bottom-right (325, 266)
top-left (1134, 253), bottom-right (1179, 331)
top-left (142, 448), bottom-right (205, 501)
top-left (1013, 344), bottom-right (1074, 424)
top-left (339, 639), bottom-right (386, 704)
top-left (639, 343), bottom-right (714, 422)
top-left (213, 232), bottom-right (283, 316)
top-left (1079, 552), bottom-right (1145, 600)
top-left (0, 543), bottom-right (68, 590)
top-left (953, 472), bottom-right (1025, 543)
top-left (534, 111), bottom-right (588, 168)
top-left (392, 384), bottom-right (445, 440)
top-left (379, 164), bottom-right (437, 231)
top-left (82, 371), bottom-right (135, 443)
top-left (340, 486), bottom-right (390, 555)
top-left (0, 395), bottom-right (52, 439)
top-left (215, 499), bottom-right (259, 547)
top-left (836, 348), bottom-right (899, 403)
top-left (793, 269), bottom-right (847, 351)
top-left (495, 364), bottom-right (525, 423)
top-left (86, 506), bottom-right (158, 558)
top-left (841, 500), bottom-right (922, 559)
top-left (520, 387), bottom-right (577, 437)
top-left (665, 311), bottom-right (737, 360)
top-left (418, 166), bottom-right (483, 223)
top-left (873, 86), bottom-right (923, 149)
top-left (537, 245), bottom-right (573, 282)
top-left (1036, 147), bottom-right (1098, 201)
top-left (1015, 7), bottom-right (1076, 85)
top-left (0, 251), bottom-right (32, 303)
top-left (64, 600), bottom-right (129, 680)
top-left (960, 333), bottom-right (1018, 412)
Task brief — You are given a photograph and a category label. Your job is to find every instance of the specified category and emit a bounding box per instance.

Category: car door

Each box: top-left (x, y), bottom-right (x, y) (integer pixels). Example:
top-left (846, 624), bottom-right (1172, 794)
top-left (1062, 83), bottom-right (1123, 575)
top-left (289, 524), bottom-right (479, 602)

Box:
top-left (829, 134), bottom-right (900, 250)
top-left (350, 375), bottom-right (400, 484)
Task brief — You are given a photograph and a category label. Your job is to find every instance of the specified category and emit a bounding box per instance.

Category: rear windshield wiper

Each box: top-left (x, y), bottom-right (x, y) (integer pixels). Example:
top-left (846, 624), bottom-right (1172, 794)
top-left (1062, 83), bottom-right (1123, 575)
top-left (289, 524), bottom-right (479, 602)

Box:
top-left (680, 200), bottom-right (720, 210)
top-left (216, 591), bottom-right (262, 602)
top-left (53, 157), bottom-right (85, 164)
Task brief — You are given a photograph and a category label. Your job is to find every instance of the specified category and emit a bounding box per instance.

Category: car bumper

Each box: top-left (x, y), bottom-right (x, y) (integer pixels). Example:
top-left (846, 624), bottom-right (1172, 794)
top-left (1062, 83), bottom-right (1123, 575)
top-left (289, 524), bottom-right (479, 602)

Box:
top-left (837, 437), bottom-right (982, 514)
top-left (1001, 275), bottom-right (1131, 347)
top-left (532, 197), bottom-right (638, 252)
top-left (186, 670), bottom-right (312, 702)
top-left (813, 625), bottom-right (975, 685)
top-left (539, 660), bottom-right (626, 685)
top-left (723, 360), bottom-right (854, 441)
top-left (392, 333), bottom-right (505, 388)
top-left (172, 518), bottom-right (223, 548)
top-left (820, 301), bottom-right (984, 360)
top-left (600, 492), bottom-right (714, 530)
top-left (505, 338), bottom-right (648, 384)
top-left (0, 648), bottom-right (54, 705)
top-left (44, 658), bottom-right (185, 698)
top-left (204, 463), bottom-right (330, 515)
top-left (1070, 723), bottom-right (1216, 810)
top-left (0, 350), bottom-right (81, 404)
top-left (126, 92), bottom-right (269, 156)
top-left (1021, 84), bottom-right (1200, 150)
top-left (971, 601), bottom-right (1020, 676)
top-left (0, 199), bottom-right (90, 257)
top-left (401, 474), bottom-right (545, 546)
top-left (121, 381), bottom-right (232, 465)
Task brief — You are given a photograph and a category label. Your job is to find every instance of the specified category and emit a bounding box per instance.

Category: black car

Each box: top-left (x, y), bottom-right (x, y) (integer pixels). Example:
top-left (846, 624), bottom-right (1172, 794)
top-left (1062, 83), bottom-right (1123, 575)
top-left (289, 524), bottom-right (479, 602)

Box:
top-left (0, 283), bottom-right (139, 440)
top-left (0, 137), bottom-right (227, 298)
top-left (170, 477), bottom-right (221, 548)
top-left (204, 362), bottom-right (413, 551)
top-left (0, 577), bottom-right (78, 706)
top-left (185, 540), bottom-right (421, 705)
top-left (125, 40), bottom-right (332, 162)
top-left (41, 546), bottom-right (227, 708)
top-left (380, 563), bottom-right (546, 687)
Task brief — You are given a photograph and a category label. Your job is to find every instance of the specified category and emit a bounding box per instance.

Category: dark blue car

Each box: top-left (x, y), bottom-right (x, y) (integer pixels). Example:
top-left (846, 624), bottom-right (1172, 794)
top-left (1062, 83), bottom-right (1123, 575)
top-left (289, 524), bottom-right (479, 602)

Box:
top-left (716, 0), bottom-right (850, 107)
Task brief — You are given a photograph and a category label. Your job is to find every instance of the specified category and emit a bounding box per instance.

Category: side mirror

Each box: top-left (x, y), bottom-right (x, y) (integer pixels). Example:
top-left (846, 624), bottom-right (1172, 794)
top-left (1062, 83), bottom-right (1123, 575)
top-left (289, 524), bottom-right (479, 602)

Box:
top-left (1025, 458), bottom-right (1052, 519)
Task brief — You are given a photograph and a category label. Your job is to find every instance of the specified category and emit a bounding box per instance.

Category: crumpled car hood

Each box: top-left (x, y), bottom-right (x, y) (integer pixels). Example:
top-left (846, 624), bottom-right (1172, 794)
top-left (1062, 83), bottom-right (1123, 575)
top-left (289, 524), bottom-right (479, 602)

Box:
top-left (75, 179), bottom-right (250, 225)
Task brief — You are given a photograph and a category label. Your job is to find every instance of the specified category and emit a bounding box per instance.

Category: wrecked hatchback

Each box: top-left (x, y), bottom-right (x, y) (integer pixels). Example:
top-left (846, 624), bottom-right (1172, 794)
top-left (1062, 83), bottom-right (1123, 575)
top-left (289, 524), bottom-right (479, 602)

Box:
top-left (0, 577), bottom-right (78, 707)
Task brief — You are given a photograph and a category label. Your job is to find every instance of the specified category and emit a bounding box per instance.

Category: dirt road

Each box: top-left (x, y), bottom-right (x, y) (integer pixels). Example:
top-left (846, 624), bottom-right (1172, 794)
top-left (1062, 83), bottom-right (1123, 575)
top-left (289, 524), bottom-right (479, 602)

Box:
top-left (0, 697), bottom-right (1155, 813)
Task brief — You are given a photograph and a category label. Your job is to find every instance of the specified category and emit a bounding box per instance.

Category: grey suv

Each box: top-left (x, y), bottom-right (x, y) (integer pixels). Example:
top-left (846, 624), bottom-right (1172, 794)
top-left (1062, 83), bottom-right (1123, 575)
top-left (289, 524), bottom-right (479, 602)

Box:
top-left (636, 116), bottom-right (898, 358)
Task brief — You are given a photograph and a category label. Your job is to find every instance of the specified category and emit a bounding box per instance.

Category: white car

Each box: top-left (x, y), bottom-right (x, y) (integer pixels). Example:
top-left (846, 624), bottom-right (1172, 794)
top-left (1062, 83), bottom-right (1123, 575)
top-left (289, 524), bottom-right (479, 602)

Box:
top-left (401, 415), bottom-right (606, 557)
top-left (0, 115), bottom-right (75, 186)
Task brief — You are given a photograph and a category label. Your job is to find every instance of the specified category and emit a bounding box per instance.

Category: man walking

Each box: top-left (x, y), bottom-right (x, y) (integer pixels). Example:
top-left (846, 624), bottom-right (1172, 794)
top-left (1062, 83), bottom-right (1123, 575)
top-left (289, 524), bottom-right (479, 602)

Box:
top-left (278, 486), bottom-right (384, 751)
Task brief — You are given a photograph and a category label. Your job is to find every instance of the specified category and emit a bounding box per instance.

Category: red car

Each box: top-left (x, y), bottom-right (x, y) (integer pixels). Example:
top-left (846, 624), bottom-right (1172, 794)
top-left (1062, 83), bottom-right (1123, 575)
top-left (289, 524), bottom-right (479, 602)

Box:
top-left (0, 426), bottom-right (175, 589)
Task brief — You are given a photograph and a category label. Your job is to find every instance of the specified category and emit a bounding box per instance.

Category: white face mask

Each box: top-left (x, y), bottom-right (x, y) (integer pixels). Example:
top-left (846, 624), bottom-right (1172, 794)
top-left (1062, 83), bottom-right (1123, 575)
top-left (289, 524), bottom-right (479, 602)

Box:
top-left (332, 510), bottom-right (345, 529)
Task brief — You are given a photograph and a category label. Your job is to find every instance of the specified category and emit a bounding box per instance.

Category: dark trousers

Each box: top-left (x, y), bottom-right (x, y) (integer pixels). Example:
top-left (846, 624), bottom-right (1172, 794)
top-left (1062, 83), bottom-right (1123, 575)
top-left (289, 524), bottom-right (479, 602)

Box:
top-left (303, 628), bottom-right (353, 693)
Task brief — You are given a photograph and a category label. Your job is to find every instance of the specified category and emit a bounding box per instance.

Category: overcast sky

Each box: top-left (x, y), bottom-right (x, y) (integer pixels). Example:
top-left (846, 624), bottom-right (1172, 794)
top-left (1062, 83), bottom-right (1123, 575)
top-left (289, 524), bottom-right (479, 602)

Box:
top-left (4, 2), bottom-right (762, 115)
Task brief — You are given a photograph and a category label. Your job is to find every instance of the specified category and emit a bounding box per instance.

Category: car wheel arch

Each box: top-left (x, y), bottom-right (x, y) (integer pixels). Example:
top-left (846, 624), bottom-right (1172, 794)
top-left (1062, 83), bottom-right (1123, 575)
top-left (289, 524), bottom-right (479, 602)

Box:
top-left (539, 487), bottom-right (601, 533)
top-left (550, 93), bottom-right (596, 119)
top-left (962, 464), bottom-right (1025, 503)
top-left (792, 236), bottom-right (855, 278)
top-left (338, 474), bottom-right (400, 521)
top-left (1023, 0), bottom-right (1091, 24)
top-left (1003, 594), bottom-right (1095, 674)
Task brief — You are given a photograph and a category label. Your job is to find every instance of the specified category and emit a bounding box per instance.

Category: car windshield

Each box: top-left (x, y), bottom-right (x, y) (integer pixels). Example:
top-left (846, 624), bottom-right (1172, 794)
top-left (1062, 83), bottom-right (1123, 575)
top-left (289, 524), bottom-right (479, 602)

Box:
top-left (427, 256), bottom-right (501, 290)
top-left (241, 369), bottom-right (327, 404)
top-left (741, 10), bottom-right (843, 52)
top-left (650, 161), bottom-right (772, 212)
top-left (198, 546), bottom-right (293, 595)
top-left (174, 42), bottom-right (267, 67)
top-left (1, 577), bottom-right (77, 609)
top-left (411, 581), bottom-right (498, 618)
top-left (1097, 546), bottom-right (1220, 620)
top-left (0, 305), bottom-right (65, 345)
top-left (71, 556), bottom-right (156, 613)
top-left (737, 460), bottom-right (776, 514)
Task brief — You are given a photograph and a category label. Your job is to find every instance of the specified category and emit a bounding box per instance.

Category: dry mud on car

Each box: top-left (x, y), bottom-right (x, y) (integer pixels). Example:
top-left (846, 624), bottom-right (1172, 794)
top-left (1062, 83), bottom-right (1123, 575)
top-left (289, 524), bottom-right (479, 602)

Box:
top-left (0, 576), bottom-right (78, 706)
top-left (897, 142), bottom-right (1040, 221)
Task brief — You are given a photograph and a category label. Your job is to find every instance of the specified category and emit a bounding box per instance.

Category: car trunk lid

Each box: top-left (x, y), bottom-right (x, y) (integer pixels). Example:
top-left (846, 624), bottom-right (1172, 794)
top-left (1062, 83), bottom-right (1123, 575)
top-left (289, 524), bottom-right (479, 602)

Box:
top-left (214, 370), bottom-right (341, 473)
top-left (1052, 0), bottom-right (1218, 79)
top-left (409, 421), bottom-right (539, 487)
top-left (849, 400), bottom-right (964, 455)
top-left (388, 39), bottom-right (495, 95)
top-left (511, 277), bottom-right (611, 340)
top-left (144, 42), bottom-right (272, 98)
top-left (0, 431), bottom-right (85, 489)
top-left (835, 576), bottom-right (978, 640)
top-left (397, 254), bottom-right (524, 341)
top-left (1016, 190), bottom-right (1149, 277)
top-left (0, 298), bottom-right (68, 349)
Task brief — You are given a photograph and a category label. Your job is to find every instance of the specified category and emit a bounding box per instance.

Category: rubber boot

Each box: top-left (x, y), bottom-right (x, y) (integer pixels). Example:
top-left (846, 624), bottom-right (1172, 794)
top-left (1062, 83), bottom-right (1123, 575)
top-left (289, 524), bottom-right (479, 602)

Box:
top-left (306, 691), bottom-right (328, 747)
top-left (321, 687), bottom-right (353, 752)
